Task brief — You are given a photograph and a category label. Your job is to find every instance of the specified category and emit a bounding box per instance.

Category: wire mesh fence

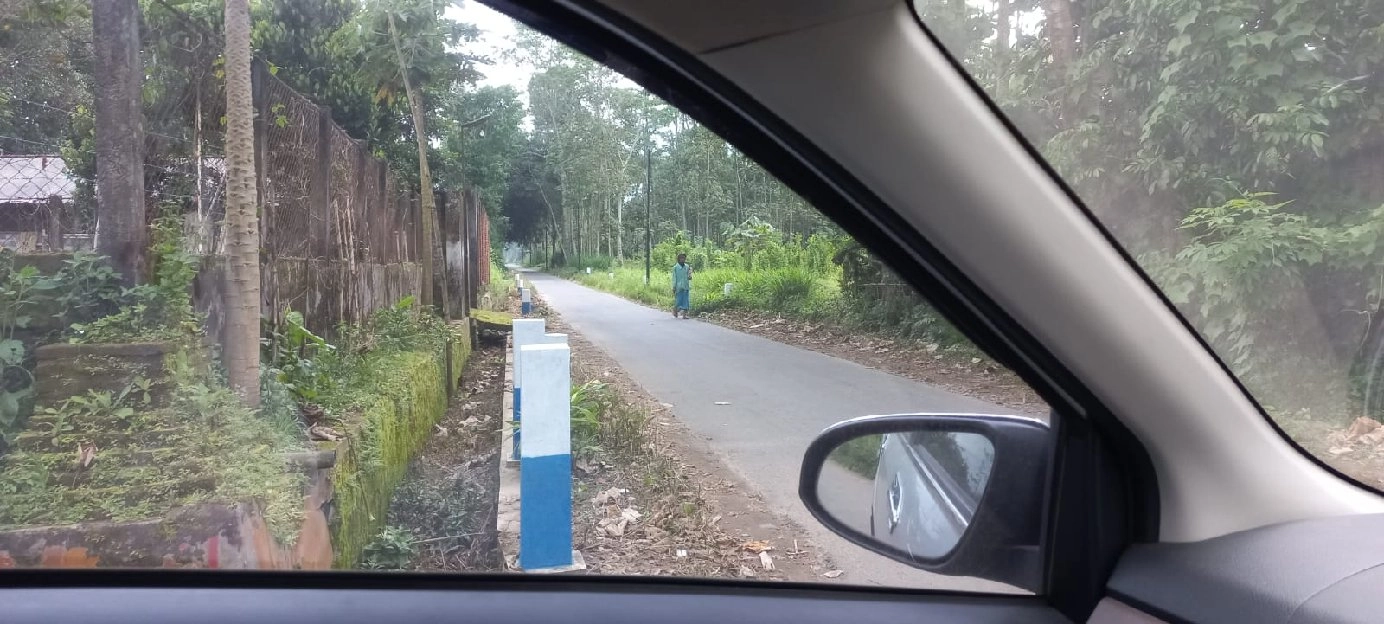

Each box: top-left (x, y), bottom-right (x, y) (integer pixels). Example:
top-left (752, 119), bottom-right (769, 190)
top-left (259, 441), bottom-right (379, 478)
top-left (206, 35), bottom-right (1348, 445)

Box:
top-left (0, 5), bottom-right (489, 331)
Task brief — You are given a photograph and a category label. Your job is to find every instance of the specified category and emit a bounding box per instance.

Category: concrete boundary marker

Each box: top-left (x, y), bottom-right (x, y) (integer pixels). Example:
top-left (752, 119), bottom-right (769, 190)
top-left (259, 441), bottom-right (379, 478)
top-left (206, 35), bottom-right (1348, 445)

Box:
top-left (518, 341), bottom-right (582, 572)
top-left (511, 318), bottom-right (546, 459)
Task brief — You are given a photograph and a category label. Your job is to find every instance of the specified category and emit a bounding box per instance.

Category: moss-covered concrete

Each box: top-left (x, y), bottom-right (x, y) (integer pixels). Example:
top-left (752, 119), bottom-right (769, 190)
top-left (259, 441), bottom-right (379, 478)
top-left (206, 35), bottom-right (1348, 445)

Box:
top-left (470, 308), bottom-right (513, 332)
top-left (328, 330), bottom-right (470, 568)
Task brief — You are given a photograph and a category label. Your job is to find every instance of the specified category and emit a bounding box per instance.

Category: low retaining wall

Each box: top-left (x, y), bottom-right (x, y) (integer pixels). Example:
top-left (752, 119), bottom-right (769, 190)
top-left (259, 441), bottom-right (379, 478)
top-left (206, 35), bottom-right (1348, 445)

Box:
top-left (0, 469), bottom-right (333, 569)
top-left (328, 323), bottom-right (471, 568)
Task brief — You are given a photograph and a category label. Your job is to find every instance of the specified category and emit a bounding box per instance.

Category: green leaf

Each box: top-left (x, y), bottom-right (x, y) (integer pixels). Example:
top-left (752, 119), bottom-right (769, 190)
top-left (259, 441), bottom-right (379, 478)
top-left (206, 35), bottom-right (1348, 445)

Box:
top-left (0, 339), bottom-right (24, 366)
top-left (0, 390), bottom-right (22, 423)
top-left (1167, 34), bottom-right (1193, 57)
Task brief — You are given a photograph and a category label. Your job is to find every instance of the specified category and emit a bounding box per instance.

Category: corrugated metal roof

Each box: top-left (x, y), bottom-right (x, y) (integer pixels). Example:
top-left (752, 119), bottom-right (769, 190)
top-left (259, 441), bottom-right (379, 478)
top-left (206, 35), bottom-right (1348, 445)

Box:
top-left (0, 156), bottom-right (76, 203)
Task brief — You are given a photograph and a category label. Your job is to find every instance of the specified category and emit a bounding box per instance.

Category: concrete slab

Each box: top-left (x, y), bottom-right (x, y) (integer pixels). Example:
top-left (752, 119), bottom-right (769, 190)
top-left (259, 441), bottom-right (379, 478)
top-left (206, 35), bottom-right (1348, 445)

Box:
top-left (523, 550), bottom-right (587, 574)
top-left (497, 336), bottom-right (520, 568)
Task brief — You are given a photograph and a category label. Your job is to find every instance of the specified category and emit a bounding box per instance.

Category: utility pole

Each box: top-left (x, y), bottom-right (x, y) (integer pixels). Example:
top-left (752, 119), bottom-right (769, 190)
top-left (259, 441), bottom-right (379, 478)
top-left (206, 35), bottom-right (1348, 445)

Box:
top-left (644, 105), bottom-right (653, 286)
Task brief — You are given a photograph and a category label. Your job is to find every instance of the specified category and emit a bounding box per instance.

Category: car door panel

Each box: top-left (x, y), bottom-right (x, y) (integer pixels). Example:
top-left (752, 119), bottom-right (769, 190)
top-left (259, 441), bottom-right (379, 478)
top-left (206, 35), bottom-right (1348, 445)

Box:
top-left (3, 578), bottom-right (1072, 624)
top-left (1106, 514), bottom-right (1384, 624)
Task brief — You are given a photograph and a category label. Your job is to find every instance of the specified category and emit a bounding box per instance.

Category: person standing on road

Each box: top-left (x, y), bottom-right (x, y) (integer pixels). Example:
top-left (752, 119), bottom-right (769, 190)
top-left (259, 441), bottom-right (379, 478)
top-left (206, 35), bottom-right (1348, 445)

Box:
top-left (672, 253), bottom-right (693, 319)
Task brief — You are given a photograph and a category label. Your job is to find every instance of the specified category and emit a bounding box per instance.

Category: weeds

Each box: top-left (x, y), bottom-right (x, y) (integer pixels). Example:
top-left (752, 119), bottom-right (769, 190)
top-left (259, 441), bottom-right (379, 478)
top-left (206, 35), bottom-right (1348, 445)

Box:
top-left (362, 525), bottom-right (419, 570)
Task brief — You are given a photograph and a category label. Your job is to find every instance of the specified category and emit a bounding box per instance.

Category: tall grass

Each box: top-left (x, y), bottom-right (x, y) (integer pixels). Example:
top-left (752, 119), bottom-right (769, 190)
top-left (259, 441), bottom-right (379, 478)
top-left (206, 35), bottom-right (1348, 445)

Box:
top-left (480, 262), bottom-right (510, 311)
top-left (570, 264), bottom-right (839, 319)
top-left (555, 230), bottom-right (971, 351)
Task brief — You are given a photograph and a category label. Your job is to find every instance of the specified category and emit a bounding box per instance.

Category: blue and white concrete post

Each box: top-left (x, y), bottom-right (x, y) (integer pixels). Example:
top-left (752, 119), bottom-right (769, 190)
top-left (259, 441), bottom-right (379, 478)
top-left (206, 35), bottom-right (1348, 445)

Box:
top-left (511, 318), bottom-right (546, 458)
top-left (518, 341), bottom-right (573, 570)
top-left (520, 287), bottom-right (533, 316)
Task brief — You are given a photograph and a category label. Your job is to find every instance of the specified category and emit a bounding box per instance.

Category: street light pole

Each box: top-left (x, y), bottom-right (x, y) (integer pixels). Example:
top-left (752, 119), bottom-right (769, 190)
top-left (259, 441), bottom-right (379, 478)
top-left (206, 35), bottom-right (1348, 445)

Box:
top-left (644, 108), bottom-right (653, 286)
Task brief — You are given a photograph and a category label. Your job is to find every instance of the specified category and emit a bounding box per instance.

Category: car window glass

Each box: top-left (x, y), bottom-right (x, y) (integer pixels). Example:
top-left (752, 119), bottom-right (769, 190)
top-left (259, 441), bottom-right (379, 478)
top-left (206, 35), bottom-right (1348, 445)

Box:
top-left (0, 0), bottom-right (1044, 592)
top-left (910, 0), bottom-right (1384, 491)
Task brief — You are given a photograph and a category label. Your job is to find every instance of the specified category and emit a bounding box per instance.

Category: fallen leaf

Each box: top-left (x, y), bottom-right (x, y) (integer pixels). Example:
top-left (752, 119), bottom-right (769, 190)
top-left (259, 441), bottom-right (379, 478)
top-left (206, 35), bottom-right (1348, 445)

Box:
top-left (742, 540), bottom-right (774, 553)
top-left (739, 565), bottom-right (757, 578)
top-left (823, 570), bottom-right (844, 578)
top-left (759, 551), bottom-right (774, 570)
top-left (593, 487), bottom-right (626, 505)
top-left (621, 508), bottom-right (642, 522)
top-left (309, 424), bottom-right (343, 441)
top-left (77, 443), bottom-right (97, 469)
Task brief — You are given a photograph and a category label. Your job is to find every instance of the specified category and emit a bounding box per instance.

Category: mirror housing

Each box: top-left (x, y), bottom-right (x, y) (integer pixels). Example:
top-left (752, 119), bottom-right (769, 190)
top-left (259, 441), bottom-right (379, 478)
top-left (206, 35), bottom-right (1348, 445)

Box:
top-left (799, 413), bottom-right (1052, 591)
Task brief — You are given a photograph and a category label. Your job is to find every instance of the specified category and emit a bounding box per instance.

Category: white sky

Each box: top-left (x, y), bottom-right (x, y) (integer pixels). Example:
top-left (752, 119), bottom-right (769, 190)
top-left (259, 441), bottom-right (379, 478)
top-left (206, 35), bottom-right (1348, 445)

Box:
top-left (444, 1), bottom-right (533, 94)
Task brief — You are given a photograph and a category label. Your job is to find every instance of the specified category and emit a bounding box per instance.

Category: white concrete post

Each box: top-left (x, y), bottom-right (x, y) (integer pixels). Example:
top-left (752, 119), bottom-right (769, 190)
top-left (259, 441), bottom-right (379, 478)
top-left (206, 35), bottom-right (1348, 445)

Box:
top-left (520, 286), bottom-right (533, 315)
top-left (518, 342), bottom-right (573, 570)
top-left (511, 318), bottom-right (546, 458)
top-left (723, 283), bottom-right (734, 297)
top-left (585, 267), bottom-right (592, 274)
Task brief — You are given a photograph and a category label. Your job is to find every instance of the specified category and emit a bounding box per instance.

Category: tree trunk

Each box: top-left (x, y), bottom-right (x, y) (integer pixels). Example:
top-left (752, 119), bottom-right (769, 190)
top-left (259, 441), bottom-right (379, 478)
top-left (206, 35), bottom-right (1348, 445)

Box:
top-left (1043, 0), bottom-right (1075, 74)
top-left (388, 12), bottom-right (440, 312)
top-left (995, 0), bottom-right (1011, 100)
top-left (92, 0), bottom-right (146, 283)
top-left (222, 0), bottom-right (261, 407)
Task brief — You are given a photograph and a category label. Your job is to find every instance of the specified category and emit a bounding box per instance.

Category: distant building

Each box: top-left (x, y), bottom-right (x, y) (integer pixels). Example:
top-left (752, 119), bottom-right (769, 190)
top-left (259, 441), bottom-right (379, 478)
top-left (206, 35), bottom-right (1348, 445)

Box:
top-left (0, 156), bottom-right (79, 251)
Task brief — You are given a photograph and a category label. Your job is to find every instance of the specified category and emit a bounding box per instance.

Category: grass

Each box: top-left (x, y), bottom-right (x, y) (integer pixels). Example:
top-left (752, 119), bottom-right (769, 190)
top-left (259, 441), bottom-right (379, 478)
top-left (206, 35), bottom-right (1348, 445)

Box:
top-left (568, 264), bottom-right (839, 320)
top-left (479, 262), bottom-right (511, 312)
top-left (0, 348), bottom-right (307, 542)
top-left (830, 434), bottom-right (882, 478)
top-left (563, 259), bottom-right (979, 355)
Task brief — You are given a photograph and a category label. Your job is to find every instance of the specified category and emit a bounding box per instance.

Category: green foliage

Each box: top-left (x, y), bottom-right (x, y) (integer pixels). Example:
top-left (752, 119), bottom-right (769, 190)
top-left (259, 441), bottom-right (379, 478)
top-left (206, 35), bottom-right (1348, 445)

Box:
top-left (570, 231), bottom-right (969, 348)
top-left (69, 219), bottom-right (202, 345)
top-left (37, 378), bottom-right (152, 444)
top-left (0, 255), bottom-right (52, 445)
top-left (50, 251), bottom-right (125, 328)
top-left (264, 310), bottom-right (337, 403)
top-left (569, 380), bottom-right (613, 456)
top-left (0, 348), bottom-right (305, 540)
top-left (259, 364), bottom-right (305, 441)
top-left (362, 525), bottom-right (418, 570)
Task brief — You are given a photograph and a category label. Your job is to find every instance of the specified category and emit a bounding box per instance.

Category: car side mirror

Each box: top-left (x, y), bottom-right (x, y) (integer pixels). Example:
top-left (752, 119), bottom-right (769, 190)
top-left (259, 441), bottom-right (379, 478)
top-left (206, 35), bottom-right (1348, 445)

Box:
top-left (799, 413), bottom-right (1052, 591)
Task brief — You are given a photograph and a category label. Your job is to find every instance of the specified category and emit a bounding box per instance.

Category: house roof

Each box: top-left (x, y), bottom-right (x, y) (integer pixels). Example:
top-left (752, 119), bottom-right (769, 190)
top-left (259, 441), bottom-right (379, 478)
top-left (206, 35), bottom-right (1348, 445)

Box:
top-left (0, 156), bottom-right (76, 203)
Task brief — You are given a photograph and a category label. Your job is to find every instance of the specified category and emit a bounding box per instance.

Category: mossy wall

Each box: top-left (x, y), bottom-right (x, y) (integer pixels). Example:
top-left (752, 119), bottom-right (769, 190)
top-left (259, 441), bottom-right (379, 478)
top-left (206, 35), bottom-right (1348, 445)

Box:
top-left (329, 329), bottom-right (471, 568)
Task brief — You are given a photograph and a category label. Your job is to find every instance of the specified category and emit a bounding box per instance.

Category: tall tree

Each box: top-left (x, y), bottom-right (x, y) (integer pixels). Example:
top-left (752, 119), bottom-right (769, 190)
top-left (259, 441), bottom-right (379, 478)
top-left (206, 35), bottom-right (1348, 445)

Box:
top-left (385, 8), bottom-right (440, 309)
top-left (91, 0), bottom-right (146, 281)
top-left (222, 0), bottom-right (261, 406)
top-left (341, 0), bottom-right (479, 311)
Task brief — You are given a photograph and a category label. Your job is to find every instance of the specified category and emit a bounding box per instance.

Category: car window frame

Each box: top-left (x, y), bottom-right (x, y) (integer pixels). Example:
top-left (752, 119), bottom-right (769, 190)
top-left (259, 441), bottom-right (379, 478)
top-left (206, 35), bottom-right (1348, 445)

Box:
top-left (484, 0), bottom-right (1161, 618)
top-left (0, 0), bottom-right (1163, 620)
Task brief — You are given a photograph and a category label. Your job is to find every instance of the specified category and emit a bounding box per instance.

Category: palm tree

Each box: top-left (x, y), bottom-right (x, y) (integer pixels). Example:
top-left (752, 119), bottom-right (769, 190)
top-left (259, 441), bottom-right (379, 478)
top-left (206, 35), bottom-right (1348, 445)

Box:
top-left (222, 0), bottom-right (261, 406)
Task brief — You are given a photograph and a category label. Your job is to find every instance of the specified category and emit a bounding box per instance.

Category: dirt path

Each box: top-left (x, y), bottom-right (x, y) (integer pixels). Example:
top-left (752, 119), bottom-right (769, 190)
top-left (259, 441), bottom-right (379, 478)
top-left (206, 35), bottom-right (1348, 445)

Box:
top-left (373, 337), bottom-right (507, 572)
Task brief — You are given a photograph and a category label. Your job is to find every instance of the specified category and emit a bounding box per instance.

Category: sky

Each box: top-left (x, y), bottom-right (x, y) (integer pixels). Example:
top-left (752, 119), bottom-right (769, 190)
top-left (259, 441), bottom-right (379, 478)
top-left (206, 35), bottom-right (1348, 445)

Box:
top-left (443, 1), bottom-right (533, 95)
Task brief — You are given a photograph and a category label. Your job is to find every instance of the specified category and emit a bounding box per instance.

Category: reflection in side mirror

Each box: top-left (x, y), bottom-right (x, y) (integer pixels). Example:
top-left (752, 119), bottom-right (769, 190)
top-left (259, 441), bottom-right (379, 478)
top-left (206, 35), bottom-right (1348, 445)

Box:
top-left (800, 414), bottom-right (1051, 591)
top-left (822, 430), bottom-right (994, 560)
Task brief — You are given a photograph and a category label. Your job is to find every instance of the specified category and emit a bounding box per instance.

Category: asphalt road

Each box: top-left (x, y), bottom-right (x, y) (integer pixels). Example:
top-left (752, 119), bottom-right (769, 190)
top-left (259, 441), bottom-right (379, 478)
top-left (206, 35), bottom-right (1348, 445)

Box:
top-left (526, 272), bottom-right (1023, 592)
